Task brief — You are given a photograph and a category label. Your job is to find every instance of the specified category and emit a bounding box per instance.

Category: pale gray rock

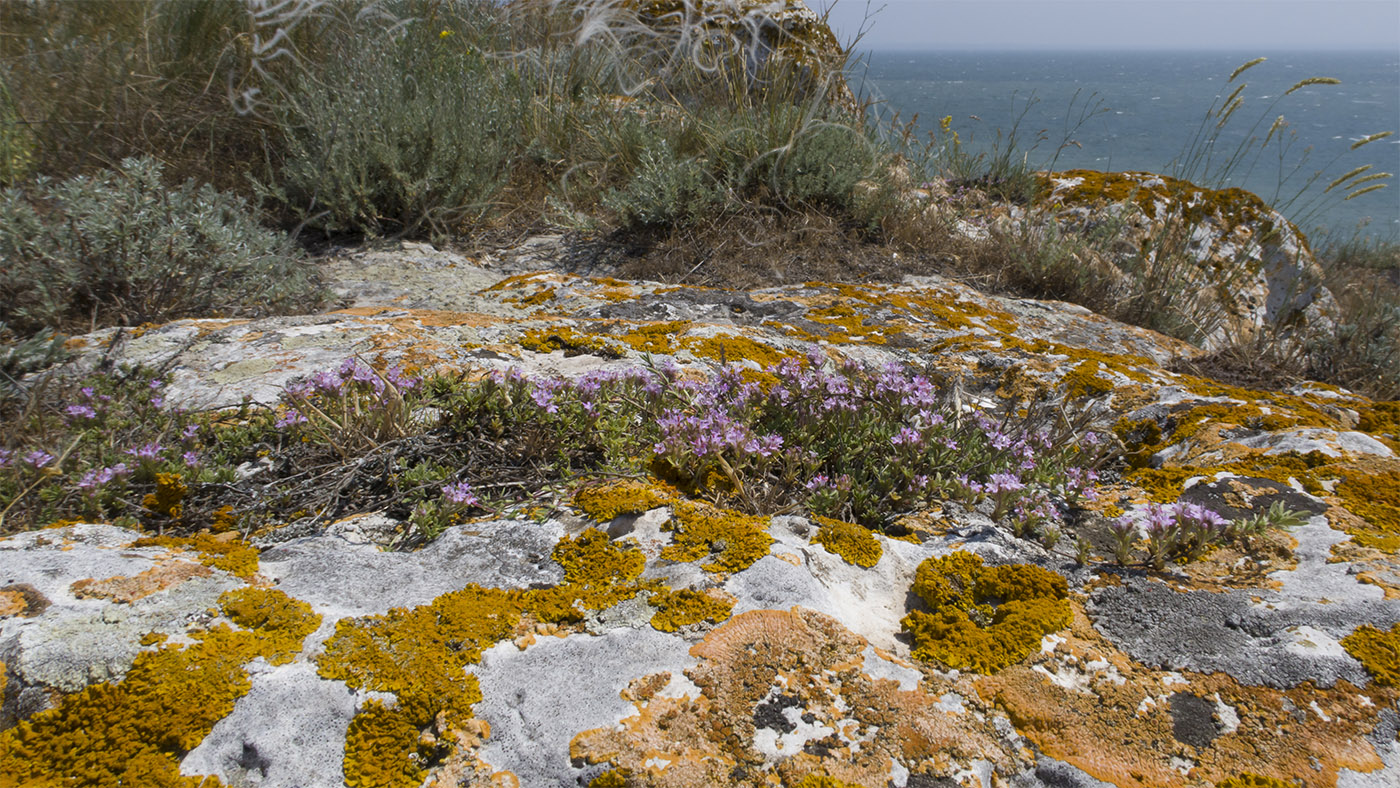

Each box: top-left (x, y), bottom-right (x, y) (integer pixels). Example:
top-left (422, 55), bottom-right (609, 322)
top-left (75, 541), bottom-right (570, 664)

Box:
top-left (0, 524), bottom-right (243, 722)
top-left (259, 519), bottom-right (566, 621)
top-left (469, 628), bottom-right (696, 787)
top-left (182, 662), bottom-right (358, 788)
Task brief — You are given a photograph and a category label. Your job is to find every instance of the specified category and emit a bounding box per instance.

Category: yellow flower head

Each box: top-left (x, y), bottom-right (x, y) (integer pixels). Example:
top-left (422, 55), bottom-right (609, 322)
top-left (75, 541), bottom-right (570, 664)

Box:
top-left (439, 29), bottom-right (453, 39)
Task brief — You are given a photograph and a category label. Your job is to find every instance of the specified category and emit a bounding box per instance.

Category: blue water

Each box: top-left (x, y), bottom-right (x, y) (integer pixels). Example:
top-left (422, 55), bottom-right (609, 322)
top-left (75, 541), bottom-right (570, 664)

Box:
top-left (850, 50), bottom-right (1400, 242)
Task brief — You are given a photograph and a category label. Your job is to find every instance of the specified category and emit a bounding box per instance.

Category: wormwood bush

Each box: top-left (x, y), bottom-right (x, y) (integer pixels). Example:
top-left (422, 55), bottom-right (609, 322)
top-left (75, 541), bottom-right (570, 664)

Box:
top-left (0, 157), bottom-right (321, 337)
top-left (264, 21), bottom-right (528, 237)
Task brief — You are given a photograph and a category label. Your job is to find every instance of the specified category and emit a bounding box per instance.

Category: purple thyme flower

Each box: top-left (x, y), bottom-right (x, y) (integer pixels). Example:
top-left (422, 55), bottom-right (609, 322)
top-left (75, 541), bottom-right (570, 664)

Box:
top-left (0, 449), bottom-right (11, 468)
top-left (126, 442), bottom-right (163, 462)
top-left (64, 404), bottom-right (97, 421)
top-left (441, 481), bottom-right (479, 508)
top-left (891, 427), bottom-right (922, 447)
top-left (23, 450), bottom-right (53, 469)
top-left (182, 451), bottom-right (200, 468)
top-left (275, 409), bottom-right (308, 428)
top-left (182, 424), bottom-right (199, 440)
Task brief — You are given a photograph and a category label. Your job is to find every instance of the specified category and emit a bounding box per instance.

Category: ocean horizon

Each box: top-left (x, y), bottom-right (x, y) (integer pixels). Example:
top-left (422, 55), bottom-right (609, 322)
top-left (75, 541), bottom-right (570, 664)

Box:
top-left (849, 48), bottom-right (1400, 242)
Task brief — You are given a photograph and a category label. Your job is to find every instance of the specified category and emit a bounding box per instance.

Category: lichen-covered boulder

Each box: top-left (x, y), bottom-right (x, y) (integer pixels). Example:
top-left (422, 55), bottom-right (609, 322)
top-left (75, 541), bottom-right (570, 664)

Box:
top-left (1038, 169), bottom-right (1338, 350)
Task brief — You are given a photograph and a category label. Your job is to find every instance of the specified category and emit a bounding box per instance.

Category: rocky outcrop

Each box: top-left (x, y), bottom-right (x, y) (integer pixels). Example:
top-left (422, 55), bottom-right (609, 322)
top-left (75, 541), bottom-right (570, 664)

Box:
top-left (1038, 170), bottom-right (1338, 350)
top-left (1, 241), bottom-right (1397, 787)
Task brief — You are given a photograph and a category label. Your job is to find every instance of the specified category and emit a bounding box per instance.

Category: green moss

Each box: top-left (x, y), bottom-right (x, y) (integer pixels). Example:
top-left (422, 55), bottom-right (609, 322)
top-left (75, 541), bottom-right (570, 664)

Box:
top-left (648, 588), bottom-right (733, 632)
top-left (901, 551), bottom-right (1069, 674)
top-left (573, 479), bottom-right (677, 522)
top-left (1341, 621), bottom-right (1400, 688)
top-left (0, 589), bottom-right (319, 788)
top-left (662, 500), bottom-right (774, 573)
top-left (812, 516), bottom-right (882, 568)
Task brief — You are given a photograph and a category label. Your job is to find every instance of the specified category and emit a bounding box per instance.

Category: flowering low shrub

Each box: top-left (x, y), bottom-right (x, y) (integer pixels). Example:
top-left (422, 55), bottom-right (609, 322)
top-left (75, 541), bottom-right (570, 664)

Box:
top-left (2, 352), bottom-right (1116, 548)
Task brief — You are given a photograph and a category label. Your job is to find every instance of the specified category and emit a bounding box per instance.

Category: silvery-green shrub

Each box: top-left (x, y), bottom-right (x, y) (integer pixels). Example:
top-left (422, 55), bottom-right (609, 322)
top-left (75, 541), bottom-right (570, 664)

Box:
top-left (0, 156), bottom-right (321, 335)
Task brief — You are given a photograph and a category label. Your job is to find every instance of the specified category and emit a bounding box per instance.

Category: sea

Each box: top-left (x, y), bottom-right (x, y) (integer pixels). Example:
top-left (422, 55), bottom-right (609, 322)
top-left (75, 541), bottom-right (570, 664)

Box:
top-left (848, 50), bottom-right (1400, 243)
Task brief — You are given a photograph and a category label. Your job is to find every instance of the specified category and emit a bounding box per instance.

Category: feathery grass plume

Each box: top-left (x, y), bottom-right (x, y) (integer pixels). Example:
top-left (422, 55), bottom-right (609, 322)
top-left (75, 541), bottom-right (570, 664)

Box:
top-left (1351, 131), bottom-right (1395, 150)
top-left (1215, 97), bottom-right (1244, 129)
top-left (1325, 165), bottom-right (1373, 193)
top-left (1283, 76), bottom-right (1340, 95)
top-left (1228, 57), bottom-right (1266, 82)
top-left (1218, 83), bottom-right (1248, 115)
top-left (1262, 115), bottom-right (1287, 148)
top-left (1344, 183), bottom-right (1388, 200)
top-left (1347, 173), bottom-right (1393, 189)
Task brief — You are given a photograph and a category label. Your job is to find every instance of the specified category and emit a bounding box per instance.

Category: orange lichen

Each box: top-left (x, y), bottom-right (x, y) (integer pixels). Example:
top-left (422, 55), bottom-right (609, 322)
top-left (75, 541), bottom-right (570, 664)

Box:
top-left (1341, 621), bottom-right (1400, 688)
top-left (662, 500), bottom-right (773, 573)
top-left (0, 588), bottom-right (318, 788)
top-left (571, 608), bottom-right (1014, 788)
top-left (1061, 360), bottom-right (1115, 399)
top-left (902, 551), bottom-right (1069, 674)
top-left (812, 516), bottom-right (881, 568)
top-left (70, 561), bottom-right (213, 603)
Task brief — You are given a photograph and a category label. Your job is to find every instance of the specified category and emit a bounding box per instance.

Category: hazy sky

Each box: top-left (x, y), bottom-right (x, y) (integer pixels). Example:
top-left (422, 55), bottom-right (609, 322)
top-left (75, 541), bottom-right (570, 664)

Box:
top-left (815, 0), bottom-right (1400, 51)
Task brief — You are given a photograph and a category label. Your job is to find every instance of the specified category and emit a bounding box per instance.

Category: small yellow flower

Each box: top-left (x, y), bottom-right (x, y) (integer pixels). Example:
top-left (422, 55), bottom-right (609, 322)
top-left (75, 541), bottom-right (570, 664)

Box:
top-left (439, 29), bottom-right (453, 39)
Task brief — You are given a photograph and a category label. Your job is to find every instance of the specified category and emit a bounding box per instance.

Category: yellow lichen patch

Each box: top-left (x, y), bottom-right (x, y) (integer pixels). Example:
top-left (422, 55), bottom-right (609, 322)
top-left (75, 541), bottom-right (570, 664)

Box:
top-left (812, 516), bottom-right (882, 568)
top-left (1061, 359), bottom-right (1115, 399)
top-left (902, 551), bottom-right (1070, 674)
top-left (1042, 169), bottom-right (1291, 243)
top-left (662, 500), bottom-right (773, 574)
top-left (804, 302), bottom-right (891, 345)
top-left (614, 320), bottom-right (690, 354)
top-left (648, 588), bottom-right (734, 632)
top-left (511, 286), bottom-right (556, 307)
top-left (981, 603), bottom-right (1389, 788)
top-left (589, 769), bottom-right (629, 787)
top-left (134, 533), bottom-right (260, 579)
top-left (790, 776), bottom-right (866, 788)
top-left (535, 529), bottom-right (647, 622)
top-left (1334, 468), bottom-right (1400, 546)
top-left (571, 608), bottom-right (1015, 788)
top-left (318, 585), bottom-right (524, 788)
top-left (683, 335), bottom-right (789, 368)
top-left (573, 479), bottom-right (678, 522)
top-left (1341, 622), bottom-right (1400, 688)
top-left (519, 326), bottom-right (623, 358)
top-left (70, 561), bottom-right (213, 604)
top-left (0, 588), bottom-right (318, 788)
top-left (142, 472), bottom-right (188, 519)
top-left (1216, 776), bottom-right (1299, 788)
